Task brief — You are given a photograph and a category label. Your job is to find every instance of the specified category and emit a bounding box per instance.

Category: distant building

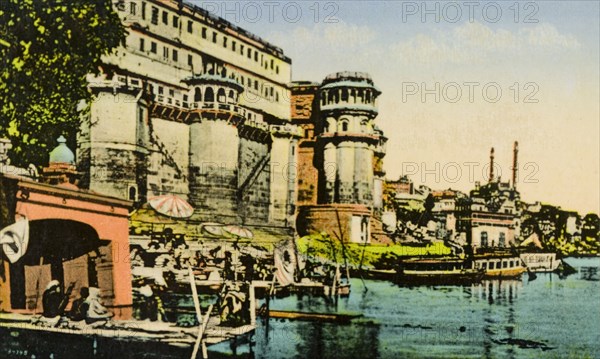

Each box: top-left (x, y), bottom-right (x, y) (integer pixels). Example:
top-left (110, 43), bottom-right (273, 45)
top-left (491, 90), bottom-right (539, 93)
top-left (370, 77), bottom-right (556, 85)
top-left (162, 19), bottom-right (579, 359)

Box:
top-left (431, 189), bottom-right (467, 239)
top-left (456, 146), bottom-right (522, 251)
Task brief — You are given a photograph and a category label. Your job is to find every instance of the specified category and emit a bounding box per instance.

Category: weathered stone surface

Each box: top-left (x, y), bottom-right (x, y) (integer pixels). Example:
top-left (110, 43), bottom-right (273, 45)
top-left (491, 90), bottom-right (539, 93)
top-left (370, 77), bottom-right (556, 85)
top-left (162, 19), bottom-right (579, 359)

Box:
top-left (238, 138), bottom-right (271, 224)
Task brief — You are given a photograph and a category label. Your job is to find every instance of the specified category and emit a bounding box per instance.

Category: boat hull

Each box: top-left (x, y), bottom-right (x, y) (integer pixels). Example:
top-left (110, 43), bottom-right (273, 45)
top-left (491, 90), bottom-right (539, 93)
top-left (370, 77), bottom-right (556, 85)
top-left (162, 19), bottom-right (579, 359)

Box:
top-left (397, 270), bottom-right (485, 286)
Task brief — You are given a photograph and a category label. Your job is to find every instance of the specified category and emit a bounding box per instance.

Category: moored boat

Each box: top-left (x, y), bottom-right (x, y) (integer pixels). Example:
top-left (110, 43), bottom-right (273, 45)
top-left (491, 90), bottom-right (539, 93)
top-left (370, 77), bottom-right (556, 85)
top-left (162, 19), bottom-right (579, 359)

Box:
top-left (396, 258), bottom-right (485, 286)
top-left (519, 252), bottom-right (561, 272)
top-left (472, 254), bottom-right (526, 278)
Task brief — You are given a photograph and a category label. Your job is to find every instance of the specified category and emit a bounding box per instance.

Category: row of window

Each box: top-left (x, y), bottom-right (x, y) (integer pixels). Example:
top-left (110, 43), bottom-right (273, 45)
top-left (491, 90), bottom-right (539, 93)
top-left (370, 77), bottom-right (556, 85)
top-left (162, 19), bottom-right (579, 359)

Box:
top-left (137, 37), bottom-right (280, 103)
top-left (479, 259), bottom-right (519, 270)
top-left (480, 231), bottom-right (507, 247)
top-left (123, 1), bottom-right (280, 75)
top-left (321, 88), bottom-right (376, 106)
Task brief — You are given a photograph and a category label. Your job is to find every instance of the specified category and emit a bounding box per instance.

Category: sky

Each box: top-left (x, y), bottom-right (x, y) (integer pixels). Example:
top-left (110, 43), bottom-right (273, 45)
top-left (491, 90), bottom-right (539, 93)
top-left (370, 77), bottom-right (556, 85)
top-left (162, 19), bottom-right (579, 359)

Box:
top-left (192, 0), bottom-right (600, 215)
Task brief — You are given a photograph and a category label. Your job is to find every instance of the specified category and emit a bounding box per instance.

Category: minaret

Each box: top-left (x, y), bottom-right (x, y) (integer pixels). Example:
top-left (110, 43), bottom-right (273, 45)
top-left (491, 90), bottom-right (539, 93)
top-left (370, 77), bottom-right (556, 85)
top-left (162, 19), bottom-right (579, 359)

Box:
top-left (489, 147), bottom-right (495, 183)
top-left (512, 141), bottom-right (519, 189)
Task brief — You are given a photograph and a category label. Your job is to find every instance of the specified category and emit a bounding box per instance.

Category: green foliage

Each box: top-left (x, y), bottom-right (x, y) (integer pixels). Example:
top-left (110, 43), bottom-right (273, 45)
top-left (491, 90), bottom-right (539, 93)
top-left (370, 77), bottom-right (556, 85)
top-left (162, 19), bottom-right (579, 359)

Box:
top-left (0, 0), bottom-right (125, 167)
top-left (296, 234), bottom-right (451, 268)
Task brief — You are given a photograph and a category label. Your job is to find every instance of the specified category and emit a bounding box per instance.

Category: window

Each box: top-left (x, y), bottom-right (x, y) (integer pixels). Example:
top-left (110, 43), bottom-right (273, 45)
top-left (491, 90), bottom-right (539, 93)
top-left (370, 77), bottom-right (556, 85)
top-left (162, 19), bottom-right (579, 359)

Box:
top-left (194, 88), bottom-right (202, 102)
top-left (276, 65), bottom-right (279, 74)
top-left (212, 32), bottom-right (217, 43)
top-left (499, 233), bottom-right (506, 248)
top-left (128, 186), bottom-right (137, 201)
top-left (254, 52), bottom-right (258, 62)
top-left (202, 27), bottom-right (207, 39)
top-left (158, 86), bottom-right (163, 94)
top-left (204, 88), bottom-right (214, 102)
top-left (254, 81), bottom-right (258, 90)
top-left (481, 231), bottom-right (488, 247)
top-left (139, 38), bottom-right (145, 51)
top-left (163, 46), bottom-right (169, 59)
top-left (173, 15), bottom-right (179, 28)
top-left (172, 49), bottom-right (178, 62)
top-left (187, 20), bottom-right (193, 33)
top-left (223, 37), bottom-right (227, 47)
top-left (130, 2), bottom-right (137, 16)
top-left (341, 121), bottom-right (348, 132)
top-left (503, 261), bottom-right (508, 268)
top-left (247, 48), bottom-right (251, 59)
top-left (141, 2), bottom-right (146, 19)
top-left (162, 11), bottom-right (168, 24)
top-left (270, 87), bottom-right (274, 97)
top-left (341, 88), bottom-right (349, 102)
top-left (240, 44), bottom-right (244, 55)
top-left (187, 54), bottom-right (193, 66)
top-left (151, 6), bottom-right (158, 24)
top-left (232, 41), bottom-right (236, 51)
top-left (150, 41), bottom-right (157, 53)
top-left (217, 88), bottom-right (226, 102)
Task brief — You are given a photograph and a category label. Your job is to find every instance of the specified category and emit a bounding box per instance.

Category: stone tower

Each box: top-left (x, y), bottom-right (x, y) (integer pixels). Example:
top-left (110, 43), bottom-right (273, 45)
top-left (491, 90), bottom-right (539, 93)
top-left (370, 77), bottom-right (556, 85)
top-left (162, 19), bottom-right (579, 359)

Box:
top-left (316, 72), bottom-right (381, 207)
top-left (78, 81), bottom-right (150, 203)
top-left (295, 72), bottom-right (388, 244)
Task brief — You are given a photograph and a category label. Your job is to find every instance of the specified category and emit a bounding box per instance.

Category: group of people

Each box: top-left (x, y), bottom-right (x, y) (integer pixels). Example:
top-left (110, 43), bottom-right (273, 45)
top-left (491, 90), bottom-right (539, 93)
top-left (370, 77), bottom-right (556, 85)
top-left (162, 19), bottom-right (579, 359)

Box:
top-left (42, 280), bottom-right (113, 325)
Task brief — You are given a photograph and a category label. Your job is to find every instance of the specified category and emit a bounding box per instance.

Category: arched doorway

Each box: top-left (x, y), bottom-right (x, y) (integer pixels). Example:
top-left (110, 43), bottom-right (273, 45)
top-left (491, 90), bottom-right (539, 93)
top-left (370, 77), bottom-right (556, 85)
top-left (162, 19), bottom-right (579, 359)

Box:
top-left (8, 219), bottom-right (107, 310)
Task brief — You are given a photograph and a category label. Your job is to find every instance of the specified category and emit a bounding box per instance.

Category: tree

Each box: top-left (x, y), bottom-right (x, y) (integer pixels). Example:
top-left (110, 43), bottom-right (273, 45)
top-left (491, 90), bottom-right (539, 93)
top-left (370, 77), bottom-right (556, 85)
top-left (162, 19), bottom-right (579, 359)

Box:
top-left (0, 0), bottom-right (125, 167)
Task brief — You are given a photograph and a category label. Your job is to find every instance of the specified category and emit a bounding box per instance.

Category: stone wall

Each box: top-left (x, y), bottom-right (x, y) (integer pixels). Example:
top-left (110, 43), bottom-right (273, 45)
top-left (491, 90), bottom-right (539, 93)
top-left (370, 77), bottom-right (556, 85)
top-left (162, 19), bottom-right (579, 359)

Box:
top-left (189, 120), bottom-right (239, 222)
top-left (147, 118), bottom-right (189, 200)
top-left (297, 142), bottom-right (318, 205)
top-left (238, 137), bottom-right (271, 224)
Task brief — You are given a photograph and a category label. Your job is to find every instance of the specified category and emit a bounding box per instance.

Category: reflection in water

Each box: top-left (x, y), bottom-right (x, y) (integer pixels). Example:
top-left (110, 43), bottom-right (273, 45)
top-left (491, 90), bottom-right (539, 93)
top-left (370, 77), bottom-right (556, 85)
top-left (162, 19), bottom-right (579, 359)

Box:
top-left (1, 258), bottom-right (599, 358)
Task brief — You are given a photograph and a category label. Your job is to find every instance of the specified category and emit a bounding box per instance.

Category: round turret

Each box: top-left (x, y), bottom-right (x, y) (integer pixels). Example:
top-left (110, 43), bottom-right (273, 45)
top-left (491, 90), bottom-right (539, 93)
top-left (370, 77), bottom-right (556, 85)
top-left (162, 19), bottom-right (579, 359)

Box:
top-left (319, 71), bottom-right (381, 114)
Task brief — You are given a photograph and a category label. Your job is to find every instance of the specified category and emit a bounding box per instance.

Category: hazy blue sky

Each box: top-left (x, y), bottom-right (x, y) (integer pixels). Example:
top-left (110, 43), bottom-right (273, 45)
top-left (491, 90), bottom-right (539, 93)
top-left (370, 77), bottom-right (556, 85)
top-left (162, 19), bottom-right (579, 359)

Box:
top-left (192, 1), bottom-right (600, 214)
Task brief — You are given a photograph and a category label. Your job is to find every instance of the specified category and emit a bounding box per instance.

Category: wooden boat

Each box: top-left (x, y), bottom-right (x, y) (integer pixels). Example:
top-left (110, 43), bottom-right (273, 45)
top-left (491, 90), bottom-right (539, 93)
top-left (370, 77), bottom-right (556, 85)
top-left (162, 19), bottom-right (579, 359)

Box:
top-left (472, 255), bottom-right (526, 278)
top-left (519, 252), bottom-right (561, 272)
top-left (396, 258), bottom-right (485, 286)
top-left (261, 309), bottom-right (362, 323)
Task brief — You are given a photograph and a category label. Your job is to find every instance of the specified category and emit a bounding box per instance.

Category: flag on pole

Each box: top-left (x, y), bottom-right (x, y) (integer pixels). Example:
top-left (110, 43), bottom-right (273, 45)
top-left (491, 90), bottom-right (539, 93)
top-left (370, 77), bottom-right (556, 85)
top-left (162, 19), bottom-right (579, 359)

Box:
top-left (274, 240), bottom-right (296, 286)
top-left (0, 219), bottom-right (29, 263)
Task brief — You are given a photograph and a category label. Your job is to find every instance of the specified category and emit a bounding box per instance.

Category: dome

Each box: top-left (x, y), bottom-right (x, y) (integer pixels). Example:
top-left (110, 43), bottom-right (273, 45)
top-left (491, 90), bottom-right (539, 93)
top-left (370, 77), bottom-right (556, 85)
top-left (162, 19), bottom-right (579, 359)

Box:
top-left (49, 136), bottom-right (75, 164)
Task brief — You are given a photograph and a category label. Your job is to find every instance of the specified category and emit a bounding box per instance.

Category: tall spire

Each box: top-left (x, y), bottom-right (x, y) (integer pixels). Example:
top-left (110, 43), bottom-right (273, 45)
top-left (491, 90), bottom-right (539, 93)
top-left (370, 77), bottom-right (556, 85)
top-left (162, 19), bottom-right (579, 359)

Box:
top-left (489, 147), bottom-right (495, 183)
top-left (512, 141), bottom-right (519, 189)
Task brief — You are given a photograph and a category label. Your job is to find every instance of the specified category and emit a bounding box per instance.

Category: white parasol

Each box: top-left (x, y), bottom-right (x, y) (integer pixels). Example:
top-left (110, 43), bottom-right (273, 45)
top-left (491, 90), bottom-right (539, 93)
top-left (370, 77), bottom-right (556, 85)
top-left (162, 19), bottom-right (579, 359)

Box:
top-left (148, 194), bottom-right (194, 218)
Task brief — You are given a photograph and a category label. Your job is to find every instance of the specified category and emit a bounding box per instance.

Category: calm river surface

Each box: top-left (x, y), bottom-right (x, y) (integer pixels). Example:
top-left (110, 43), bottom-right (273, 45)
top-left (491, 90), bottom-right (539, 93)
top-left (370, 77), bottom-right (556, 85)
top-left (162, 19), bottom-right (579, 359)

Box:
top-left (240, 257), bottom-right (600, 359)
top-left (1, 257), bottom-right (598, 358)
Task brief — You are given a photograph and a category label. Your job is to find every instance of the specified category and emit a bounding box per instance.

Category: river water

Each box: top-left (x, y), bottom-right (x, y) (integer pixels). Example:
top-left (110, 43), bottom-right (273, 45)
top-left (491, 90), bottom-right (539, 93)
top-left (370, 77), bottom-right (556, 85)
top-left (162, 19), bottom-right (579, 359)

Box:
top-left (240, 257), bottom-right (600, 359)
top-left (1, 258), bottom-right (598, 358)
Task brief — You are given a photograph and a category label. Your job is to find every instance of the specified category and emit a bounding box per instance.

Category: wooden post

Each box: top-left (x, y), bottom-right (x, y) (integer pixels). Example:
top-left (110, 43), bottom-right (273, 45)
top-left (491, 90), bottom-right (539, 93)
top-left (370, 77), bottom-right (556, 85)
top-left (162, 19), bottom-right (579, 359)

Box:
top-left (191, 304), bottom-right (213, 359)
top-left (249, 282), bottom-right (256, 326)
top-left (188, 267), bottom-right (202, 323)
top-left (331, 264), bottom-right (339, 298)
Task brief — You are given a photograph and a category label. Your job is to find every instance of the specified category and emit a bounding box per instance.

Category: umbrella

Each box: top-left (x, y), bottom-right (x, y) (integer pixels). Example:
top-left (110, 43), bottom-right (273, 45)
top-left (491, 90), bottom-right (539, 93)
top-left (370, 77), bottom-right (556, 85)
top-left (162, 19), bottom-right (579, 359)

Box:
top-left (197, 222), bottom-right (225, 237)
top-left (148, 194), bottom-right (194, 218)
top-left (223, 225), bottom-right (253, 239)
